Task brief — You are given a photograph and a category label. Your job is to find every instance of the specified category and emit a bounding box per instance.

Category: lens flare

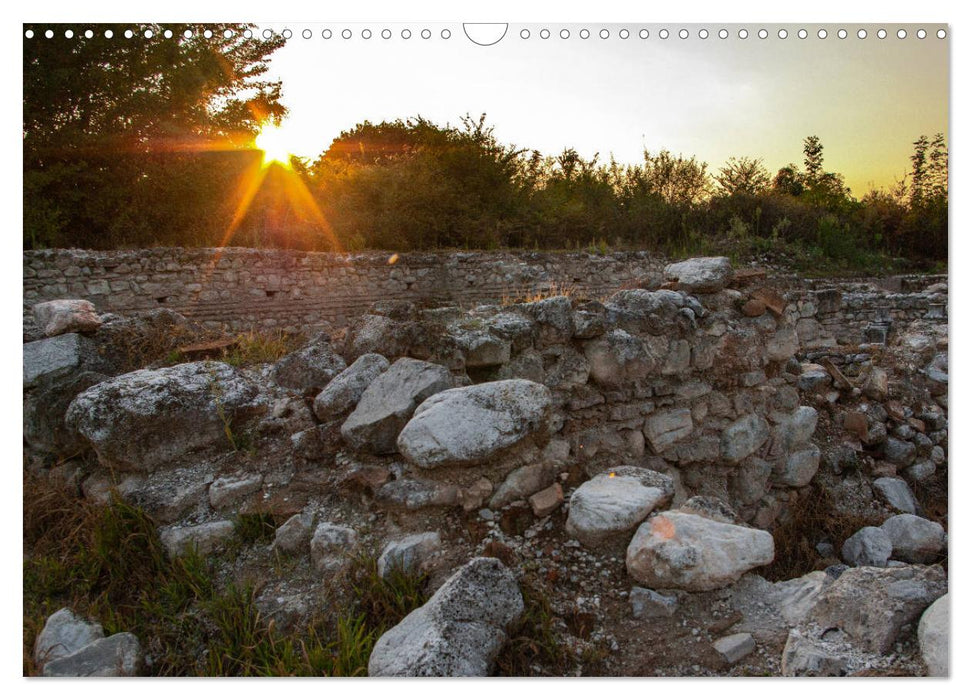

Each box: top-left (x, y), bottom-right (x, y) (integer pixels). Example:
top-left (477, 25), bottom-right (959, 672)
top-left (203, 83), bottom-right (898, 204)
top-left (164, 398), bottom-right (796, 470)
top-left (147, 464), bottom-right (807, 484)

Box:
top-left (254, 123), bottom-right (294, 167)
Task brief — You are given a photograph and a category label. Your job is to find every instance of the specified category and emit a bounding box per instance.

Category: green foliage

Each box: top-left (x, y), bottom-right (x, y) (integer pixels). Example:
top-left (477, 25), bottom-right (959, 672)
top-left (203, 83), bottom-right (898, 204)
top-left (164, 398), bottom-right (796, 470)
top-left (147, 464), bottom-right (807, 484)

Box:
top-left (222, 330), bottom-right (302, 368)
top-left (233, 513), bottom-right (277, 545)
top-left (23, 476), bottom-right (427, 676)
top-left (23, 23), bottom-right (286, 249)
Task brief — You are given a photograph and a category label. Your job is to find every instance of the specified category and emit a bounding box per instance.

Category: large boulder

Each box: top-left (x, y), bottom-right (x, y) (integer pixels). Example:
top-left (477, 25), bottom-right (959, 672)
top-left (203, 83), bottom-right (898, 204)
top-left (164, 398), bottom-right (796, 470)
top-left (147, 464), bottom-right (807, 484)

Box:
top-left (918, 593), bottom-right (949, 676)
top-left (65, 361), bottom-right (259, 472)
top-left (313, 353), bottom-right (389, 421)
top-left (565, 467), bottom-right (674, 548)
top-left (880, 514), bottom-right (947, 564)
top-left (663, 257), bottom-right (733, 293)
top-left (24, 370), bottom-right (109, 455)
top-left (368, 558), bottom-right (523, 676)
top-left (33, 299), bottom-right (103, 337)
top-left (800, 564), bottom-right (947, 654)
top-left (272, 335), bottom-right (347, 394)
top-left (397, 380), bottom-right (552, 468)
top-left (626, 510), bottom-right (775, 591)
top-left (341, 358), bottom-right (452, 454)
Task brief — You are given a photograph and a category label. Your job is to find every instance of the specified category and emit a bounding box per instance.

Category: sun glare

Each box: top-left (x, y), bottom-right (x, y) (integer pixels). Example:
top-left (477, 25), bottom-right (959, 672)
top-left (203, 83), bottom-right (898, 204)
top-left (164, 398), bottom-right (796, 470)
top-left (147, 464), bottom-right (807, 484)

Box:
top-left (255, 123), bottom-right (294, 167)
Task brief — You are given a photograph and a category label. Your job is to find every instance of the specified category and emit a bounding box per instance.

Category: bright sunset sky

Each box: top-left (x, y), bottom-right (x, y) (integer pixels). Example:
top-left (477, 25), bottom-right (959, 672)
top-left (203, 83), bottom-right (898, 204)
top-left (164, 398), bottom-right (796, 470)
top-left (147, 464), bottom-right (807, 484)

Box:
top-left (259, 22), bottom-right (948, 197)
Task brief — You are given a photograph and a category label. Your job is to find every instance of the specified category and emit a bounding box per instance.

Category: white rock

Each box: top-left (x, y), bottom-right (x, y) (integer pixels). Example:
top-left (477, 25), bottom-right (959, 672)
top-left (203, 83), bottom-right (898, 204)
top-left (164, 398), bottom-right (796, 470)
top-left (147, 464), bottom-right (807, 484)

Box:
top-left (397, 380), bottom-right (552, 468)
top-left (720, 414), bottom-right (770, 465)
top-left (310, 522), bottom-right (358, 571)
top-left (713, 632), bottom-right (755, 664)
top-left (777, 445), bottom-right (821, 487)
top-left (663, 257), bottom-right (733, 293)
top-left (33, 299), bottom-right (102, 337)
top-left (313, 353), bottom-right (389, 421)
top-left (643, 409), bottom-right (693, 454)
top-left (583, 329), bottom-right (657, 387)
top-left (841, 526), bottom-right (893, 567)
top-left (873, 477), bottom-right (918, 514)
top-left (42, 633), bottom-right (141, 677)
top-left (880, 514), bottom-right (946, 564)
top-left (918, 593), bottom-right (949, 676)
top-left (368, 558), bottom-right (523, 676)
top-left (34, 608), bottom-right (104, 671)
top-left (630, 587), bottom-right (678, 619)
top-left (208, 472), bottom-right (263, 510)
top-left (377, 532), bottom-right (442, 578)
top-left (341, 357), bottom-right (452, 454)
top-left (66, 361), bottom-right (258, 472)
top-left (565, 467), bottom-right (674, 548)
top-left (272, 511), bottom-right (315, 555)
top-left (626, 511), bottom-right (775, 592)
top-left (160, 520), bottom-right (235, 558)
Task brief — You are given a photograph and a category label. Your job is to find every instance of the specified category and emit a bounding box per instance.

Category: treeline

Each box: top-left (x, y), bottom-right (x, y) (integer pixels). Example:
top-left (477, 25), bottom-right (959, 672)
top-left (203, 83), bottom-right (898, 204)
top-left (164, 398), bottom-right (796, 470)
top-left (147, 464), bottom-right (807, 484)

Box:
top-left (23, 28), bottom-right (947, 269)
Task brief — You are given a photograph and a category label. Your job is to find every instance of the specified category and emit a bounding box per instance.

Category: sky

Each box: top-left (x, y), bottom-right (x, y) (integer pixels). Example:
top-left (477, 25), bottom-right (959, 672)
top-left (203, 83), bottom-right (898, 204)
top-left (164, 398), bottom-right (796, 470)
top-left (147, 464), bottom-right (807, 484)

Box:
top-left (257, 22), bottom-right (949, 197)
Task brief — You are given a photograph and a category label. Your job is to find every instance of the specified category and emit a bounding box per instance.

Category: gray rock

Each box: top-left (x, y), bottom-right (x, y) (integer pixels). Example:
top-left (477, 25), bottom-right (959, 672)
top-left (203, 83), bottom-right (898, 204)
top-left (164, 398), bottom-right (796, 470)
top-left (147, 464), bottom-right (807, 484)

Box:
top-left (377, 532), bottom-right (442, 578)
top-left (344, 314), bottom-right (409, 361)
top-left (375, 478), bottom-right (461, 511)
top-left (486, 312), bottom-right (537, 352)
top-left (310, 522), bottom-right (358, 571)
top-left (604, 289), bottom-right (685, 335)
top-left (565, 467), bottom-right (675, 548)
top-left (777, 445), bottom-right (821, 487)
top-left (489, 463), bottom-right (558, 510)
top-left (863, 367), bottom-right (889, 401)
top-left (880, 514), bottom-right (946, 564)
top-left (643, 408), bottom-right (693, 454)
top-left (766, 328), bottom-right (800, 363)
top-left (24, 333), bottom-right (91, 388)
top-left (160, 520), bottom-right (235, 558)
top-left (904, 460), bottom-right (936, 482)
top-left (663, 257), bottom-right (733, 293)
top-left (66, 361), bottom-right (258, 472)
top-left (713, 632), bottom-right (755, 664)
top-left (918, 593), bottom-right (949, 676)
top-left (520, 296), bottom-right (574, 347)
top-left (572, 301), bottom-right (606, 339)
top-left (801, 564), bottom-right (947, 654)
top-left (450, 327), bottom-right (511, 368)
top-left (397, 380), bottom-right (552, 468)
top-left (583, 329), bottom-right (657, 387)
top-left (630, 587), bottom-right (678, 619)
top-left (841, 526), bottom-right (893, 567)
top-left (626, 511), bottom-right (774, 592)
top-left (780, 629), bottom-right (848, 677)
top-left (368, 557), bottom-right (523, 676)
top-left (873, 477), bottom-right (918, 514)
top-left (341, 357), bottom-right (452, 454)
top-left (24, 369), bottom-right (108, 456)
top-left (208, 472), bottom-right (263, 510)
top-left (720, 414), bottom-right (770, 465)
top-left (883, 438), bottom-right (917, 467)
top-left (34, 608), bottom-right (104, 671)
top-left (313, 353), bottom-right (389, 421)
top-left (272, 335), bottom-right (347, 394)
top-left (42, 633), bottom-right (141, 677)
top-left (777, 406), bottom-right (818, 450)
top-left (33, 299), bottom-right (102, 337)
top-left (272, 511), bottom-right (315, 555)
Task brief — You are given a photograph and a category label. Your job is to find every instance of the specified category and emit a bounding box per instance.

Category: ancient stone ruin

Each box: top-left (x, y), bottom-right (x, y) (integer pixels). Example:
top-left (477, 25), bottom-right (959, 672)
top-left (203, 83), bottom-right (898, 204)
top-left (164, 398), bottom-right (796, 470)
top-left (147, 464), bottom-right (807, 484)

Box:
top-left (23, 252), bottom-right (948, 677)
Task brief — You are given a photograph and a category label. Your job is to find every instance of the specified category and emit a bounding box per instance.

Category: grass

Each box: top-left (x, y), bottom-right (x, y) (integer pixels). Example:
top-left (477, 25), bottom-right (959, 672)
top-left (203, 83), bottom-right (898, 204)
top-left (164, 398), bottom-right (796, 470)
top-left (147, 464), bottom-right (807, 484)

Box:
top-left (23, 475), bottom-right (430, 676)
top-left (222, 329), bottom-right (302, 368)
top-left (758, 482), bottom-right (881, 581)
top-left (501, 281), bottom-right (577, 306)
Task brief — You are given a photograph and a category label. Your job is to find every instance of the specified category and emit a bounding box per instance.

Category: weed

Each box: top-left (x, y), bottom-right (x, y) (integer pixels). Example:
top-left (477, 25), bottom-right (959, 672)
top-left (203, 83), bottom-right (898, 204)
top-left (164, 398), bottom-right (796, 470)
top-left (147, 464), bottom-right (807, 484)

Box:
top-left (340, 552), bottom-right (430, 634)
top-left (495, 573), bottom-right (572, 676)
top-left (233, 513), bottom-right (278, 546)
top-left (758, 482), bottom-right (881, 581)
top-left (222, 330), bottom-right (301, 368)
top-left (501, 281), bottom-right (577, 306)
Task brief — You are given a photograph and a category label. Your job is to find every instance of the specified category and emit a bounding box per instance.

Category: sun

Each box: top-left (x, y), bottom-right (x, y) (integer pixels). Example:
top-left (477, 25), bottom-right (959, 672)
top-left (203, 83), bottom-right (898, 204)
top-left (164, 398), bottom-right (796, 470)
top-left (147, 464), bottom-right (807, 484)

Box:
top-left (254, 123), bottom-right (294, 167)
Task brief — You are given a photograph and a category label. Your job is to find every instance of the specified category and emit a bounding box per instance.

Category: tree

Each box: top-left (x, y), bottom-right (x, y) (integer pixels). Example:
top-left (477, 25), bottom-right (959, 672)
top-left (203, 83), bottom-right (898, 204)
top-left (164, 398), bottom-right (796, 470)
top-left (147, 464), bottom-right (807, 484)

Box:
top-left (715, 156), bottom-right (771, 196)
top-left (909, 135), bottom-right (930, 205)
top-left (772, 164), bottom-right (804, 197)
top-left (926, 133), bottom-right (948, 202)
top-left (23, 23), bottom-right (287, 248)
top-left (803, 135), bottom-right (824, 187)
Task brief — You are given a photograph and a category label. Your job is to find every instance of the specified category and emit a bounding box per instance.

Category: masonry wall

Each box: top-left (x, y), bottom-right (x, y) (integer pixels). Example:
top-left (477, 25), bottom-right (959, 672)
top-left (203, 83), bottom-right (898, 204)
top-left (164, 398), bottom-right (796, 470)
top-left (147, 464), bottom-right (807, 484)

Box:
top-left (23, 248), bottom-right (664, 331)
top-left (23, 248), bottom-right (947, 340)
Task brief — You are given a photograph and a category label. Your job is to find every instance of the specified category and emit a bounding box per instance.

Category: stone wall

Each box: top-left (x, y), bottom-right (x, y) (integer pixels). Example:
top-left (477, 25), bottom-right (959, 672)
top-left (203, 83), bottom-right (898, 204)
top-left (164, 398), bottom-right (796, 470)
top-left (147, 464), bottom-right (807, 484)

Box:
top-left (23, 248), bottom-right (664, 332)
